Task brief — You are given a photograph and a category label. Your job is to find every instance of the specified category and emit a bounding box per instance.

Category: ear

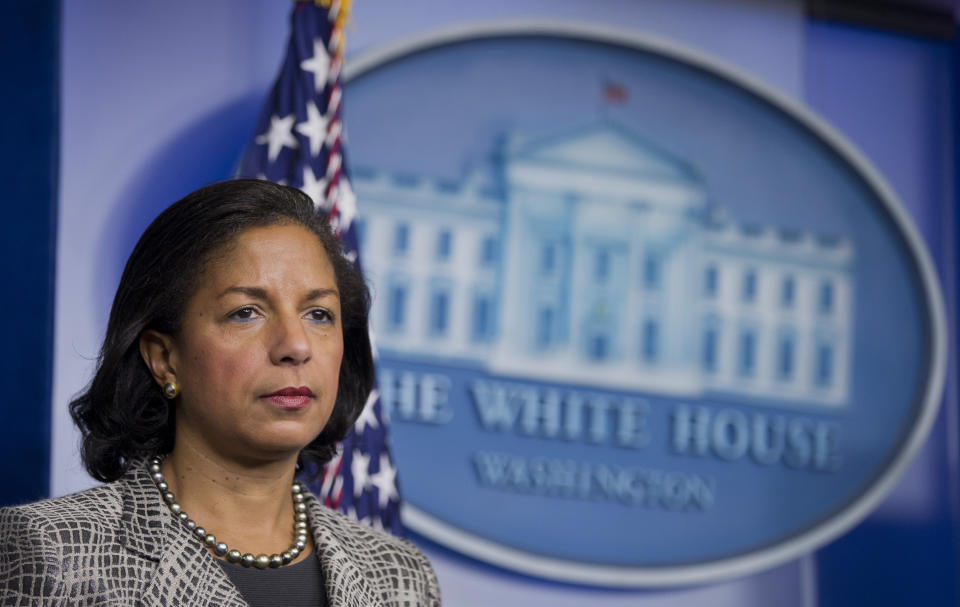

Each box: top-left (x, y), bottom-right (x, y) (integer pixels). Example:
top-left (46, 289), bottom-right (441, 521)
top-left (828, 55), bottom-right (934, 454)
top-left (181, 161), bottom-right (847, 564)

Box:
top-left (139, 329), bottom-right (179, 387)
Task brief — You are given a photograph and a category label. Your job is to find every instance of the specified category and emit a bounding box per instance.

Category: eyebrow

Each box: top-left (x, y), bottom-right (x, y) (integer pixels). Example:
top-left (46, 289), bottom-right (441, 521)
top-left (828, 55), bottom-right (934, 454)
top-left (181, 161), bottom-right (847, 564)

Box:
top-left (218, 286), bottom-right (340, 301)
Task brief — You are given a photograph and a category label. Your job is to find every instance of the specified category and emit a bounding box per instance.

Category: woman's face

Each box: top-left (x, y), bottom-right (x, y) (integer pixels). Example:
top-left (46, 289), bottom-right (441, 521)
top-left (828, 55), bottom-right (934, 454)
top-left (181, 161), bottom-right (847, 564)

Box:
top-left (164, 223), bottom-right (344, 465)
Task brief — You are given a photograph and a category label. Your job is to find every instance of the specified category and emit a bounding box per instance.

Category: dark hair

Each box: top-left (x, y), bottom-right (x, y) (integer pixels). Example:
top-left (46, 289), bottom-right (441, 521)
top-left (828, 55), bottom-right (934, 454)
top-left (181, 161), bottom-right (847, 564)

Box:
top-left (70, 179), bottom-right (373, 482)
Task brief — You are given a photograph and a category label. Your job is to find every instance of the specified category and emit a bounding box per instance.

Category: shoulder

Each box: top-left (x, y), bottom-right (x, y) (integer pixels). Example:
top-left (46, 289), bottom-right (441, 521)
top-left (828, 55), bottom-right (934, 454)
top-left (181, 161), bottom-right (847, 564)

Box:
top-left (309, 503), bottom-right (442, 606)
top-left (1, 482), bottom-right (125, 545)
top-left (0, 482), bottom-right (126, 600)
top-left (314, 503), bottom-right (429, 564)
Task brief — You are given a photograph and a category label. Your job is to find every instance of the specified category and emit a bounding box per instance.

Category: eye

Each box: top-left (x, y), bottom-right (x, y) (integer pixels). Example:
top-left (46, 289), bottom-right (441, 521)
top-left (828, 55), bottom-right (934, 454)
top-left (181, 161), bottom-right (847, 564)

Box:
top-left (306, 308), bottom-right (334, 324)
top-left (228, 306), bottom-right (262, 323)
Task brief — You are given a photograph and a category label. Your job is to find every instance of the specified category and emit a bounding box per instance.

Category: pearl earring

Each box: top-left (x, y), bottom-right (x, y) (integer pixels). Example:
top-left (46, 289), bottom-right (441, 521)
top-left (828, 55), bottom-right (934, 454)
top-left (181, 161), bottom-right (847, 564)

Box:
top-left (162, 381), bottom-right (179, 400)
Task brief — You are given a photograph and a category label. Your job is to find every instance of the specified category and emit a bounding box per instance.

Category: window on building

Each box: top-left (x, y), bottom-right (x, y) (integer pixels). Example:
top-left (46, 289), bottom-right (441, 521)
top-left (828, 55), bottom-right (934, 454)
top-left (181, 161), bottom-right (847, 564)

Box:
top-left (480, 236), bottom-right (498, 267)
top-left (777, 334), bottom-right (794, 381)
top-left (704, 265), bottom-right (718, 298)
top-left (472, 294), bottom-right (493, 342)
top-left (738, 329), bottom-right (756, 378)
top-left (429, 288), bottom-right (449, 336)
top-left (781, 276), bottom-right (795, 308)
top-left (589, 333), bottom-right (609, 361)
top-left (644, 253), bottom-right (660, 289)
top-left (536, 306), bottom-right (554, 349)
top-left (642, 319), bottom-right (659, 363)
top-left (742, 269), bottom-right (757, 303)
top-left (392, 223), bottom-right (409, 256)
top-left (702, 325), bottom-right (718, 373)
top-left (540, 243), bottom-right (556, 276)
top-left (818, 280), bottom-right (834, 315)
top-left (436, 229), bottom-right (452, 261)
top-left (815, 342), bottom-right (834, 387)
top-left (388, 284), bottom-right (407, 330)
top-left (595, 249), bottom-right (610, 284)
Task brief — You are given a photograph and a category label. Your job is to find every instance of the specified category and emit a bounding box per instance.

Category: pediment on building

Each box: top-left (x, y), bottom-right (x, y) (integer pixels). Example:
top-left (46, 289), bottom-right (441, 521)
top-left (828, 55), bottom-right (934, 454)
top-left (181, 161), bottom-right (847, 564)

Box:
top-left (506, 122), bottom-right (699, 182)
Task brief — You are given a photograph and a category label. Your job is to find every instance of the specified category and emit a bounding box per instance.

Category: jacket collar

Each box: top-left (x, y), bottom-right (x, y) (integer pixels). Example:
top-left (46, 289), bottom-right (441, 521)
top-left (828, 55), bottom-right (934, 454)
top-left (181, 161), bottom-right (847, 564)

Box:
top-left (117, 459), bottom-right (383, 607)
top-left (307, 497), bottom-right (385, 607)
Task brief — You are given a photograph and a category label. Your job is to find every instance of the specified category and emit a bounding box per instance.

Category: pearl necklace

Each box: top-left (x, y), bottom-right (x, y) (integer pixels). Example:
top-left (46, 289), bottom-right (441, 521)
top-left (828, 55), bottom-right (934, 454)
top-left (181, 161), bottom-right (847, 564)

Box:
top-left (148, 457), bottom-right (309, 569)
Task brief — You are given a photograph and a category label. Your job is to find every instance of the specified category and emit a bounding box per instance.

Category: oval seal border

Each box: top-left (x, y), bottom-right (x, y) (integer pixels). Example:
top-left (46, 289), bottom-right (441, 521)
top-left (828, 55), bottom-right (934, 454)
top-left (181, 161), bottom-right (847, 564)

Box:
top-left (344, 21), bottom-right (948, 587)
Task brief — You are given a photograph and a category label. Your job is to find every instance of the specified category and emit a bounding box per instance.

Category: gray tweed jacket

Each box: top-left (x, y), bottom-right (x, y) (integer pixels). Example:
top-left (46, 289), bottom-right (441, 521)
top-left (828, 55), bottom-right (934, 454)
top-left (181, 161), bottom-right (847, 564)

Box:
top-left (0, 462), bottom-right (441, 606)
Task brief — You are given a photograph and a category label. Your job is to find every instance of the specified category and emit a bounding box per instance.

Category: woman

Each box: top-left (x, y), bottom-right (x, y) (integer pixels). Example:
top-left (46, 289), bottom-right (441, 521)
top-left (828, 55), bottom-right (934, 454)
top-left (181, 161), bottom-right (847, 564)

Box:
top-left (0, 180), bottom-right (441, 606)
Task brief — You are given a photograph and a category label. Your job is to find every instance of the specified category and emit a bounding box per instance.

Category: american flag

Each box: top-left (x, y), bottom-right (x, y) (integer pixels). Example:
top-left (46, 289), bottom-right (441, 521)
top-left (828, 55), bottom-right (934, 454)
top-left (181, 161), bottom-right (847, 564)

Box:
top-left (237, 0), bottom-right (403, 536)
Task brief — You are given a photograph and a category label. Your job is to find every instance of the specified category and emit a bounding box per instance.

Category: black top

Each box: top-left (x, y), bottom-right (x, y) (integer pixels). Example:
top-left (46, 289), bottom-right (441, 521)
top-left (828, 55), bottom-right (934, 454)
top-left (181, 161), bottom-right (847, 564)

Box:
top-left (218, 553), bottom-right (327, 607)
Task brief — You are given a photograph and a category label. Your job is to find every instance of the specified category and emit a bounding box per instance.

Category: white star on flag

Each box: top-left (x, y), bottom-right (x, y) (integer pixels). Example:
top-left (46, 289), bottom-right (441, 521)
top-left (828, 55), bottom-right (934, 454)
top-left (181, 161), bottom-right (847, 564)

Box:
top-left (295, 101), bottom-right (328, 158)
top-left (300, 165), bottom-right (326, 209)
top-left (370, 454), bottom-right (399, 509)
top-left (354, 389), bottom-right (380, 433)
top-left (300, 38), bottom-right (330, 93)
top-left (254, 114), bottom-right (298, 162)
top-left (334, 176), bottom-right (357, 231)
top-left (319, 451), bottom-right (341, 498)
top-left (350, 450), bottom-right (371, 498)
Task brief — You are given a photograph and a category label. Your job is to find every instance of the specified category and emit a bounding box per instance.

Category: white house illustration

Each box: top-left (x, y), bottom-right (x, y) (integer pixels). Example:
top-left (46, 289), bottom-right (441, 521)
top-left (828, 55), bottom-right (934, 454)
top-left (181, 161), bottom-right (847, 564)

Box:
top-left (353, 123), bottom-right (853, 407)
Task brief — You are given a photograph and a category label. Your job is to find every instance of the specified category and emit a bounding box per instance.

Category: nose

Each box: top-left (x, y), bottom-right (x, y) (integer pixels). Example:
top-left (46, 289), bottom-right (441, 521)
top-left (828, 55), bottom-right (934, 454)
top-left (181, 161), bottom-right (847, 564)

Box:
top-left (269, 312), bottom-right (312, 365)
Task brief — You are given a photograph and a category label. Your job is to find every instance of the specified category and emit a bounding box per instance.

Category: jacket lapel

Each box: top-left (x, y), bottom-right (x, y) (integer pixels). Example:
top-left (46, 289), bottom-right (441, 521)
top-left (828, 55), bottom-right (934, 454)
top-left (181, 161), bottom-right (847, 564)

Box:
top-left (118, 461), bottom-right (249, 607)
top-left (141, 531), bottom-right (249, 607)
top-left (308, 498), bottom-right (385, 607)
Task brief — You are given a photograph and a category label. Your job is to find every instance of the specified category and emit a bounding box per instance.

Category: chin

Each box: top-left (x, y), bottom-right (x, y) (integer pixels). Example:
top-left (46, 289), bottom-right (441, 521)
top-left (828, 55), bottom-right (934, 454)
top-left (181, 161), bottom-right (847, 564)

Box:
top-left (253, 431), bottom-right (321, 455)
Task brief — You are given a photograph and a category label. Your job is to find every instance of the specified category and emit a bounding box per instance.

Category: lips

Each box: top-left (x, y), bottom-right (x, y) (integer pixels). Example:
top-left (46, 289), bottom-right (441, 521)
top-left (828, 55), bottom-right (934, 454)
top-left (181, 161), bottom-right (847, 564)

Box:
top-left (262, 386), bottom-right (315, 410)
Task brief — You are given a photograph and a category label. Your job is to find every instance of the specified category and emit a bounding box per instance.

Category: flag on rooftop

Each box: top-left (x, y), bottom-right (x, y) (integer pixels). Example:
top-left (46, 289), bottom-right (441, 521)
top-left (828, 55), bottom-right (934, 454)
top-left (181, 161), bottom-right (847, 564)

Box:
top-left (603, 79), bottom-right (628, 104)
top-left (237, 0), bottom-right (404, 537)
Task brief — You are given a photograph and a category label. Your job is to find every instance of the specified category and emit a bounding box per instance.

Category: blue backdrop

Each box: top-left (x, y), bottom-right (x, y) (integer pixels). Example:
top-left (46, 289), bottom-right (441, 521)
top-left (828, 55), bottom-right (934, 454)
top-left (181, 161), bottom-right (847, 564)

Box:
top-left (804, 20), bottom-right (958, 606)
top-left (0, 0), bottom-right (58, 505)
